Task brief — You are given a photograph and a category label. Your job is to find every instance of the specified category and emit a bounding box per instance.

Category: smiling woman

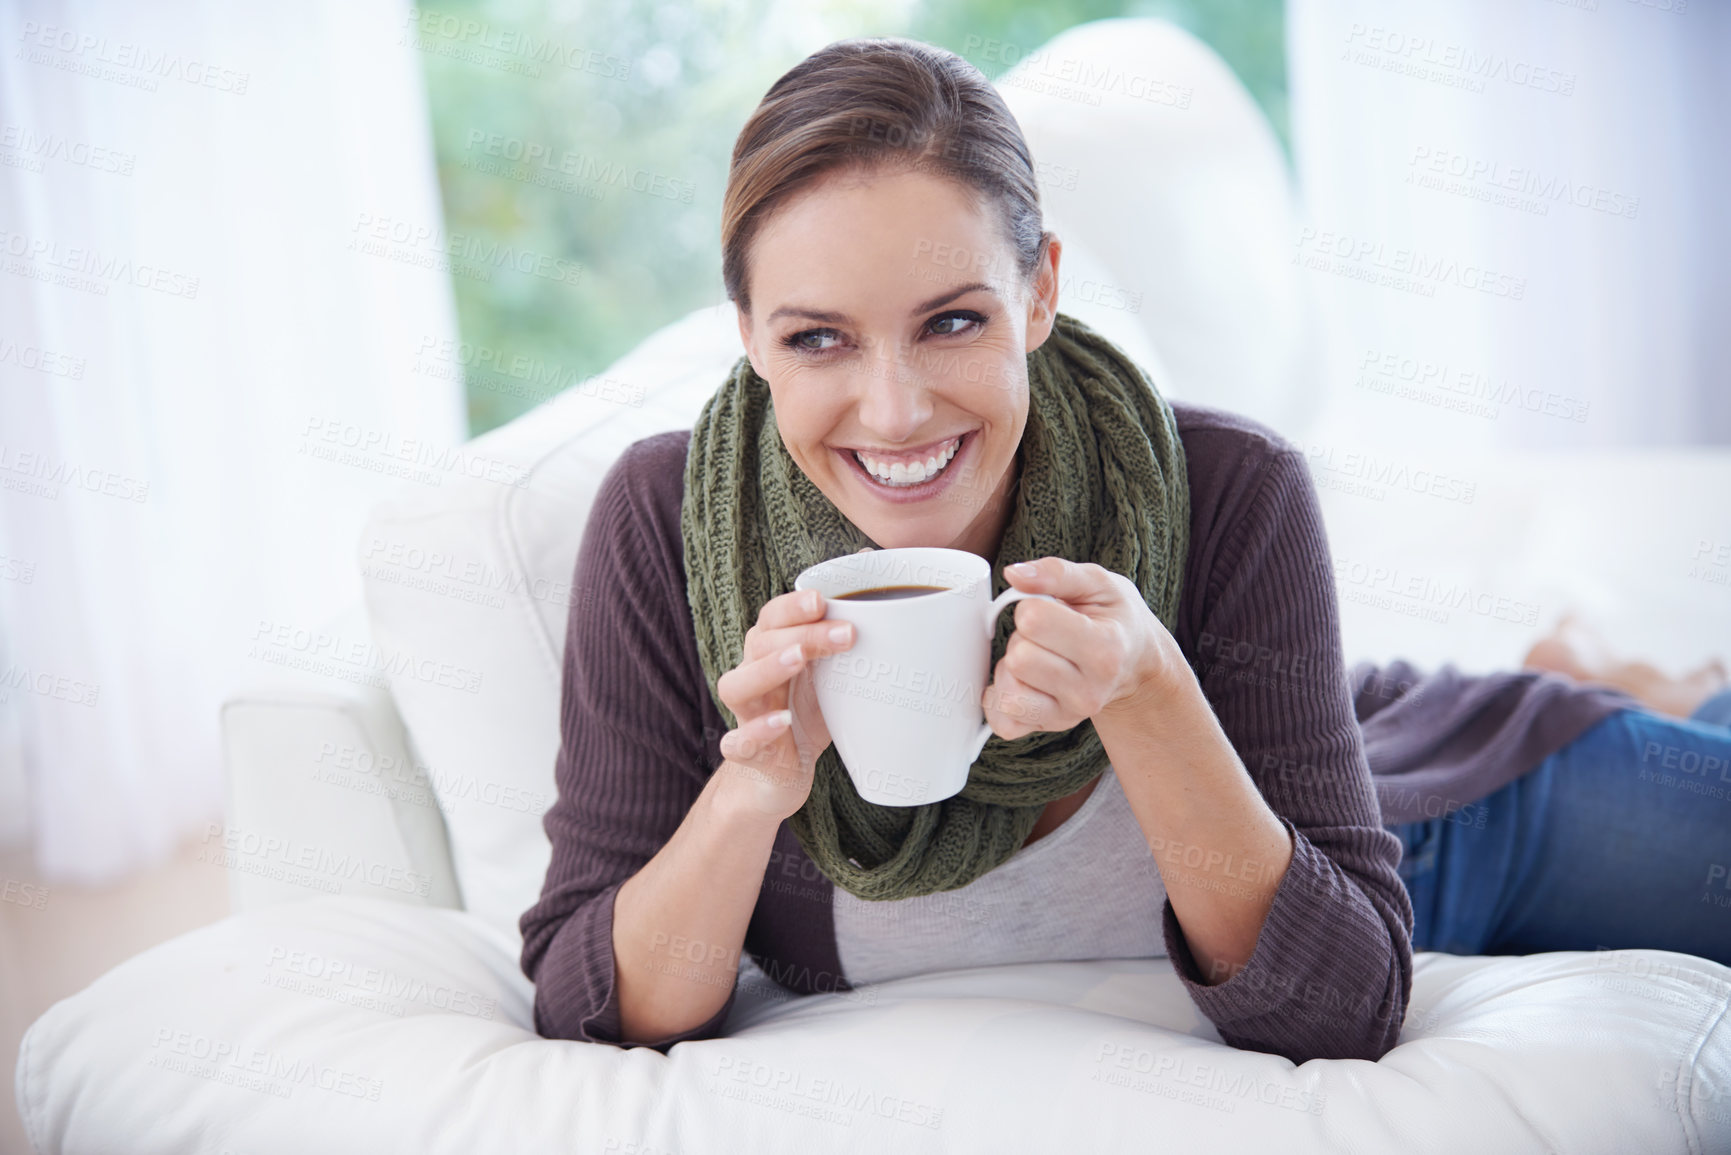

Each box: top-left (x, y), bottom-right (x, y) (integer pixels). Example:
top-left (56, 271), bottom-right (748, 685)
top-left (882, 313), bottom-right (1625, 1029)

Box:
top-left (515, 34), bottom-right (1423, 1066)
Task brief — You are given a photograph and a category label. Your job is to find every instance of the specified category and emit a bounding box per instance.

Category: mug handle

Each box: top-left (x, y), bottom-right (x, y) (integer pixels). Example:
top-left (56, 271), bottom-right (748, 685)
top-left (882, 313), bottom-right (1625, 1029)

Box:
top-left (968, 588), bottom-right (1061, 760)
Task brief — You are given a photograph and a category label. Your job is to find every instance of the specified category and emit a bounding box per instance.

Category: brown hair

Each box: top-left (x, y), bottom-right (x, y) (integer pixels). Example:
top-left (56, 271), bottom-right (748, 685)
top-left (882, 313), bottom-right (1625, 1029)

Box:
top-left (721, 37), bottom-right (1050, 315)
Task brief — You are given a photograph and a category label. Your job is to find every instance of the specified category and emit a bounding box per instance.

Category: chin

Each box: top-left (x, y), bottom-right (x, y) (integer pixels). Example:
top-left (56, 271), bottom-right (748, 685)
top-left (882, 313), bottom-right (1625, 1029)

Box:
top-left (857, 517), bottom-right (965, 551)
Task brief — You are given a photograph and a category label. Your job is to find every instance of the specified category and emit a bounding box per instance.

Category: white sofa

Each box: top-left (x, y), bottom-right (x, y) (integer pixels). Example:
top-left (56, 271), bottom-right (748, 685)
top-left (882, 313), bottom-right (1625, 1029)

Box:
top-left (17, 19), bottom-right (1731, 1154)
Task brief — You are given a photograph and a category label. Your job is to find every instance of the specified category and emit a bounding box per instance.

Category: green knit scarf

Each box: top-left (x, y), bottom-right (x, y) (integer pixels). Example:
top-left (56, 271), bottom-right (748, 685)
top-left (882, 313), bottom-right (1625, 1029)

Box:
top-left (681, 312), bottom-right (1189, 901)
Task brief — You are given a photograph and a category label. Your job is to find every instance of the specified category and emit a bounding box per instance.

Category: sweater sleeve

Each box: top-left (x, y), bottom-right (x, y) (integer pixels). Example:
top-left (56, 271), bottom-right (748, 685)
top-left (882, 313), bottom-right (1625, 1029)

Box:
top-left (517, 436), bottom-right (737, 1048)
top-left (1164, 445), bottom-right (1414, 1063)
top-left (1350, 658), bottom-right (1636, 826)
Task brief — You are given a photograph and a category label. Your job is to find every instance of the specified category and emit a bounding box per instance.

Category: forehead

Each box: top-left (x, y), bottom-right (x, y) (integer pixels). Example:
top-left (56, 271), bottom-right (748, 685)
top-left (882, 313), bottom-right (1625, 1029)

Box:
top-left (748, 166), bottom-right (1017, 307)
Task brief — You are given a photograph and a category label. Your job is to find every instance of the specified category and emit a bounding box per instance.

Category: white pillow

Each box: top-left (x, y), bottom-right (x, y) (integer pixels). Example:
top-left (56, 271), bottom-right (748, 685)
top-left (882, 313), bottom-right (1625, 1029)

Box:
top-left (359, 303), bottom-right (744, 942)
top-left (997, 18), bottom-right (1323, 435)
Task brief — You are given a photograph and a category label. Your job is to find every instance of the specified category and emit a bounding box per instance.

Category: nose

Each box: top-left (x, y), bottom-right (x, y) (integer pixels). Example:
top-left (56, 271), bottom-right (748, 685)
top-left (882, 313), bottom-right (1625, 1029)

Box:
top-left (851, 339), bottom-right (933, 444)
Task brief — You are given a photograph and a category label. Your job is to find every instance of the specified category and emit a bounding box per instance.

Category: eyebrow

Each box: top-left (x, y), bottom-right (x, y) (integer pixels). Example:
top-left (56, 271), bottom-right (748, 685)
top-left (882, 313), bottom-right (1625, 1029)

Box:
top-left (764, 282), bottom-right (993, 326)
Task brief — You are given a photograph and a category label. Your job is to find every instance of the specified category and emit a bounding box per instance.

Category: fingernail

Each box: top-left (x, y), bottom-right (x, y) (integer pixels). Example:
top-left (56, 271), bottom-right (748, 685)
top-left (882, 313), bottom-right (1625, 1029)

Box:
top-left (766, 709), bottom-right (792, 730)
top-left (780, 643), bottom-right (804, 666)
top-left (828, 623), bottom-right (851, 644)
top-left (1008, 561), bottom-right (1036, 577)
top-left (804, 589), bottom-right (820, 613)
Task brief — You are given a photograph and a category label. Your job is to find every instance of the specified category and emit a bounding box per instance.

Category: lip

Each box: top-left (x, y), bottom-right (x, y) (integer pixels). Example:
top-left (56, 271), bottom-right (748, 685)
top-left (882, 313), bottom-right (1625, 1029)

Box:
top-left (836, 432), bottom-right (966, 461)
top-left (835, 430), bottom-right (976, 504)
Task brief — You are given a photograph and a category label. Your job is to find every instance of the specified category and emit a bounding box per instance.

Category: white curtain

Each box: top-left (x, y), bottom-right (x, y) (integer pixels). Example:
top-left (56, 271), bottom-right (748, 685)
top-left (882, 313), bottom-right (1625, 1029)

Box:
top-left (0, 0), bottom-right (467, 883)
top-left (1287, 0), bottom-right (1730, 452)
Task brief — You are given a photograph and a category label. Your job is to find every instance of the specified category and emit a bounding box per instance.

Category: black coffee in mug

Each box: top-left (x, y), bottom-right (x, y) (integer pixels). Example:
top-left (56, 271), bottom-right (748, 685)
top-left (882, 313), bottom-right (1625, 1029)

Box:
top-left (836, 584), bottom-right (948, 601)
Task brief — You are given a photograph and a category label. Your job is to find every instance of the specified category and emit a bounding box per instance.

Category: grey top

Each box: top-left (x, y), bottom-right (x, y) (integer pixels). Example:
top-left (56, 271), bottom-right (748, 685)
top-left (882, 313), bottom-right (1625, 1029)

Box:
top-left (1350, 658), bottom-right (1632, 824)
top-left (834, 766), bottom-right (1167, 985)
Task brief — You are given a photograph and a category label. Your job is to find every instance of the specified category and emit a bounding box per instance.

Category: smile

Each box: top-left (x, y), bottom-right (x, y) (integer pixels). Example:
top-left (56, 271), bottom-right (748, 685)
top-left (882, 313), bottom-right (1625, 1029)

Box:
top-left (851, 434), bottom-right (964, 488)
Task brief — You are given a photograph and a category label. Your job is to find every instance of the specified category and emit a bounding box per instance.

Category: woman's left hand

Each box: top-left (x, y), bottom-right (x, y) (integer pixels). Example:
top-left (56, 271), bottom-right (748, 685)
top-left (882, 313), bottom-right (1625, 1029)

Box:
top-left (982, 556), bottom-right (1179, 740)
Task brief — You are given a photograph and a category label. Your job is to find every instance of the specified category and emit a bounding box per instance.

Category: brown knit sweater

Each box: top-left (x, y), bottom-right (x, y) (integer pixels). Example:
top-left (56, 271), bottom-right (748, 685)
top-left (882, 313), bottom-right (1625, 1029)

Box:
top-left (519, 402), bottom-right (1630, 1063)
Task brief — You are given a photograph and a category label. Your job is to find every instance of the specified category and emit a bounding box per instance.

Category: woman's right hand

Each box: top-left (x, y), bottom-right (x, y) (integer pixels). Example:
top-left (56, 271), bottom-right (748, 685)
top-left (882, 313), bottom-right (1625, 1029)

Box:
top-left (716, 587), bottom-right (853, 822)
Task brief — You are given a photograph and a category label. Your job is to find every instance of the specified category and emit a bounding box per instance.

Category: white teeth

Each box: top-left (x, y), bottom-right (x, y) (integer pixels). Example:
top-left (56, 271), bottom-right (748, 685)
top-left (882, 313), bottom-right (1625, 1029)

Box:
top-left (854, 436), bottom-right (961, 488)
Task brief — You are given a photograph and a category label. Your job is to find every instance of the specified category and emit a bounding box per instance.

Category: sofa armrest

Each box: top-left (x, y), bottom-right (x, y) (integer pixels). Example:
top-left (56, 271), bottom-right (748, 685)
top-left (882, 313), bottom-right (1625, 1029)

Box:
top-left (218, 678), bottom-right (463, 915)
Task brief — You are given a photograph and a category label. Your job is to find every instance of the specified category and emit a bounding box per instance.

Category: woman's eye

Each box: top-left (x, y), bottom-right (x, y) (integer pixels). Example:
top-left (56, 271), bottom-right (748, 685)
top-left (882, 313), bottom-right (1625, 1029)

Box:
top-left (928, 311), bottom-right (984, 337)
top-left (785, 329), bottom-right (842, 352)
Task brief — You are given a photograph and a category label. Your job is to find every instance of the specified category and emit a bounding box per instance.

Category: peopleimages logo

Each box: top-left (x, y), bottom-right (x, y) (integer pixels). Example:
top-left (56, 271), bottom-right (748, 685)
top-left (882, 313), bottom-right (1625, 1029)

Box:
top-left (0, 878), bottom-right (50, 911)
top-left (461, 131), bottom-right (695, 204)
top-left (1342, 23), bottom-right (1576, 96)
top-left (1355, 348), bottom-right (1591, 425)
top-left (148, 1027), bottom-right (383, 1102)
top-left (400, 9), bottom-right (632, 81)
top-left (412, 335), bottom-right (646, 409)
top-left (248, 619), bottom-right (484, 694)
top-left (1298, 440), bottom-right (1478, 505)
top-left (0, 228), bottom-right (200, 299)
top-left (1092, 1040), bottom-right (1326, 1115)
top-left (1293, 228), bottom-right (1525, 301)
top-left (263, 945), bottom-right (499, 1020)
top-left (362, 534), bottom-right (581, 610)
top-left (347, 213), bottom-right (583, 287)
top-left (16, 21), bottom-right (251, 94)
top-left (709, 1055), bottom-right (945, 1130)
top-left (963, 35), bottom-right (1194, 109)
top-left (0, 664), bottom-right (100, 707)
top-left (1407, 146), bottom-right (1640, 220)
top-left (300, 417), bottom-right (531, 490)
top-left (0, 442), bottom-right (149, 503)
top-left (1332, 556), bottom-right (1541, 627)
top-left (200, 823), bottom-right (434, 899)
top-left (0, 336), bottom-right (86, 379)
top-left (0, 123), bottom-right (136, 175)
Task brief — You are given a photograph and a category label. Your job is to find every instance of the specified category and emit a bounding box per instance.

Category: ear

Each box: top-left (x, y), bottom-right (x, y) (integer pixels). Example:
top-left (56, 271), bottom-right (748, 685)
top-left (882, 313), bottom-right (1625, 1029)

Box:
top-left (735, 304), bottom-right (767, 378)
top-left (1023, 233), bottom-right (1062, 355)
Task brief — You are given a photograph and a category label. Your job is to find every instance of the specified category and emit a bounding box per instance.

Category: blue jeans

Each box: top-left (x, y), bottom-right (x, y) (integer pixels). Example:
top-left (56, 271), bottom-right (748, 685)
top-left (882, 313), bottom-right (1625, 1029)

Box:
top-left (1387, 689), bottom-right (1731, 964)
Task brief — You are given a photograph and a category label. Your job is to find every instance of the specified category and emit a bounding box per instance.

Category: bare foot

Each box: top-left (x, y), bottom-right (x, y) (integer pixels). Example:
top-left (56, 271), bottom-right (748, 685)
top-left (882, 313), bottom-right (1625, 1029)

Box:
top-left (1523, 613), bottom-right (1728, 719)
top-left (1521, 611), bottom-right (1605, 684)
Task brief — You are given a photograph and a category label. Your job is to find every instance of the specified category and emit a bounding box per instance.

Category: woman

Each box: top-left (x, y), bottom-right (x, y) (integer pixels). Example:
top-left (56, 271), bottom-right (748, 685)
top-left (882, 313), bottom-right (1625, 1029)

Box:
top-left (518, 37), bottom-right (1730, 1065)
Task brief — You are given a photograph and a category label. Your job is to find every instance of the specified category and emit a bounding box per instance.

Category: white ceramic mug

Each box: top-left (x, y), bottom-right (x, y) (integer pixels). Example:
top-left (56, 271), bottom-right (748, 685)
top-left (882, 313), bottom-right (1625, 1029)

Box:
top-left (793, 546), bottom-right (1056, 807)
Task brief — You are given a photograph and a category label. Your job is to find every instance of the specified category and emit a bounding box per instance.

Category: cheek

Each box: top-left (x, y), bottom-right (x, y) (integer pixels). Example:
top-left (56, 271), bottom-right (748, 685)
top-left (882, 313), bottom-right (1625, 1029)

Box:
top-left (942, 347), bottom-right (1020, 408)
top-left (768, 387), bottom-right (844, 459)
top-left (970, 372), bottom-right (1027, 439)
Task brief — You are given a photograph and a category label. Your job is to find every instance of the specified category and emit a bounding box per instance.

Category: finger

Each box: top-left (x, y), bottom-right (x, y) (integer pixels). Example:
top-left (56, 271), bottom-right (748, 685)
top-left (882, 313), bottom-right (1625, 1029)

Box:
top-left (1007, 595), bottom-right (1095, 670)
top-left (744, 606), bottom-right (851, 658)
top-left (719, 708), bottom-right (796, 766)
top-left (757, 588), bottom-right (828, 630)
top-left (1001, 631), bottom-right (1087, 706)
top-left (748, 619), bottom-right (855, 664)
top-left (983, 667), bottom-right (1062, 738)
top-left (1004, 556), bottom-right (1118, 605)
top-left (721, 723), bottom-right (805, 789)
top-left (718, 642), bottom-right (810, 714)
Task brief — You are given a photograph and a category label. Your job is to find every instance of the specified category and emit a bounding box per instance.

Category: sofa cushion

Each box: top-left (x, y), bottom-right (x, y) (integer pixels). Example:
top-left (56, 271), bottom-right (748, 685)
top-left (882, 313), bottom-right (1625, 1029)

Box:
top-left (17, 896), bottom-right (1731, 1153)
top-left (359, 303), bottom-right (744, 941)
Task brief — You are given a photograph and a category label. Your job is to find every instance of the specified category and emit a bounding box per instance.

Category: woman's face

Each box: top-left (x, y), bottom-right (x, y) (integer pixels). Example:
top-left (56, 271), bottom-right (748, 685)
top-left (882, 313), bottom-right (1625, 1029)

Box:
top-left (736, 166), bottom-right (1061, 559)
